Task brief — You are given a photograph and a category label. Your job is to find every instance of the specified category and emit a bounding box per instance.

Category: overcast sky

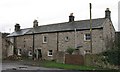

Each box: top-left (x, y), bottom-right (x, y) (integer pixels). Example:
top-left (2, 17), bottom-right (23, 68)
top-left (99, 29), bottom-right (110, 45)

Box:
top-left (0, 0), bottom-right (119, 33)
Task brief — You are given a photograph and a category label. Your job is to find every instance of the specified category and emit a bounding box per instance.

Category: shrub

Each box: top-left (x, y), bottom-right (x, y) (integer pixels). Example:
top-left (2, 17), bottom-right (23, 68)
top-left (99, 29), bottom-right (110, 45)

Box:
top-left (66, 47), bottom-right (75, 55)
top-left (102, 48), bottom-right (119, 65)
top-left (5, 55), bottom-right (22, 60)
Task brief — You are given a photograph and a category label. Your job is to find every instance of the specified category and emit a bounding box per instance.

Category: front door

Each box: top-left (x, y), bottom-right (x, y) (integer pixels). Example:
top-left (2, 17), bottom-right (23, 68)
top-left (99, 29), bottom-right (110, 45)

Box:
top-left (37, 49), bottom-right (42, 60)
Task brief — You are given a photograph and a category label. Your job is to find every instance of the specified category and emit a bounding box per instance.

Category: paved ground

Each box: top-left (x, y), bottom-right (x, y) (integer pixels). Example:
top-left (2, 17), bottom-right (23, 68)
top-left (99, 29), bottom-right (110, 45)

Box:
top-left (2, 60), bottom-right (63, 70)
top-left (2, 61), bottom-right (83, 72)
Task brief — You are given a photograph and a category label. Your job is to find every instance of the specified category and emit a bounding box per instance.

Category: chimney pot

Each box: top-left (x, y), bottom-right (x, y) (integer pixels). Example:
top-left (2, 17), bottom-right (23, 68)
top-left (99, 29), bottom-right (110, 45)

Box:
top-left (15, 23), bottom-right (20, 31)
top-left (33, 19), bottom-right (38, 27)
top-left (69, 13), bottom-right (74, 22)
top-left (105, 8), bottom-right (111, 19)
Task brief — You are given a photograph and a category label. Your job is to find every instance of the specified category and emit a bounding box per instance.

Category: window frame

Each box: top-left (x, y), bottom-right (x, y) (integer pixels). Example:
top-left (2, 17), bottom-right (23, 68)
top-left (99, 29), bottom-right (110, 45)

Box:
top-left (48, 50), bottom-right (53, 56)
top-left (65, 36), bottom-right (69, 42)
top-left (43, 36), bottom-right (47, 43)
top-left (84, 50), bottom-right (91, 54)
top-left (28, 50), bottom-right (32, 56)
top-left (18, 49), bottom-right (22, 56)
top-left (84, 33), bottom-right (91, 41)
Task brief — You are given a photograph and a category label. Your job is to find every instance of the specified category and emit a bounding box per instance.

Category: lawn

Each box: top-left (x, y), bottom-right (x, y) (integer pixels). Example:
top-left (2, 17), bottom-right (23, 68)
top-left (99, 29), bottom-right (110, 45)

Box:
top-left (30, 60), bottom-right (99, 70)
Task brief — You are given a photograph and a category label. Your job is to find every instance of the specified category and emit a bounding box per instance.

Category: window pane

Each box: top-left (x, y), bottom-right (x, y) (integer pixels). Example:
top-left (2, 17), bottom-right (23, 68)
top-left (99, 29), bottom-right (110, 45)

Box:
top-left (43, 36), bottom-right (47, 43)
top-left (65, 36), bottom-right (69, 42)
top-left (49, 50), bottom-right (52, 52)
top-left (85, 34), bottom-right (91, 40)
top-left (49, 53), bottom-right (52, 55)
top-left (48, 50), bottom-right (53, 56)
top-left (44, 36), bottom-right (47, 42)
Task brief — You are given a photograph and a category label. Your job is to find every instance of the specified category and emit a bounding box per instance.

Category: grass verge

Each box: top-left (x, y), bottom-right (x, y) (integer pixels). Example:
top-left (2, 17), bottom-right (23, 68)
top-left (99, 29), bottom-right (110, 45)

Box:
top-left (37, 60), bottom-right (99, 70)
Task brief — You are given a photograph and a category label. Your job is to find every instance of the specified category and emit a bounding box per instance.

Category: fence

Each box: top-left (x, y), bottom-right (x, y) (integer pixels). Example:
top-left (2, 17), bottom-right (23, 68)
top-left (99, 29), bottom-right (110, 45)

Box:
top-left (65, 54), bottom-right (84, 65)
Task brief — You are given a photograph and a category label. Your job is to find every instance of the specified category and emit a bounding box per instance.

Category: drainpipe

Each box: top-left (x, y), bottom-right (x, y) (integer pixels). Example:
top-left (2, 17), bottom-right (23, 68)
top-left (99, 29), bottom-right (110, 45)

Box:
top-left (32, 29), bottom-right (35, 60)
top-left (74, 28), bottom-right (77, 48)
top-left (13, 36), bottom-right (17, 55)
top-left (57, 32), bottom-right (59, 52)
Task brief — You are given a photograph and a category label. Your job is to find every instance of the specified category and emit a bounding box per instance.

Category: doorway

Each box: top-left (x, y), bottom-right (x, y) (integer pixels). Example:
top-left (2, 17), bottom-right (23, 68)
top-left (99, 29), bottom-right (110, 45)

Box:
top-left (36, 49), bottom-right (42, 60)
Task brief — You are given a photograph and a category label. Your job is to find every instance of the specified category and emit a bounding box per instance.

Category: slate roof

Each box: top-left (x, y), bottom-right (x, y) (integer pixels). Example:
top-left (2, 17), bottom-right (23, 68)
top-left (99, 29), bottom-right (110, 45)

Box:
top-left (8, 18), bottom-right (107, 37)
top-left (8, 28), bottom-right (31, 37)
top-left (2, 33), bottom-right (10, 38)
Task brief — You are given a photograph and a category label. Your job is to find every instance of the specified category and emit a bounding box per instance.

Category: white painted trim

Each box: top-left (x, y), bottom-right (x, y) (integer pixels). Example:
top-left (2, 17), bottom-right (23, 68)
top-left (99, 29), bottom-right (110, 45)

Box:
top-left (84, 33), bottom-right (91, 41)
top-left (36, 48), bottom-right (42, 59)
top-left (28, 50), bottom-right (32, 56)
top-left (65, 36), bottom-right (69, 42)
top-left (48, 50), bottom-right (53, 56)
top-left (18, 49), bottom-right (21, 56)
top-left (43, 36), bottom-right (47, 43)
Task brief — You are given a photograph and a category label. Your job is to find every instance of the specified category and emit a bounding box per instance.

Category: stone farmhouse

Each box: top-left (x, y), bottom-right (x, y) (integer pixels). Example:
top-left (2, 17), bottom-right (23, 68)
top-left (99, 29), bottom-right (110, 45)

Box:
top-left (7, 8), bottom-right (115, 60)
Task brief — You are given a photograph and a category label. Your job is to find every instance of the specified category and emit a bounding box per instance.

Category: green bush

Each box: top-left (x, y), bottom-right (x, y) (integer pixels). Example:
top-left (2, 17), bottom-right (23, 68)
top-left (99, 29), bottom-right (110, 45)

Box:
top-left (66, 47), bottom-right (75, 55)
top-left (102, 48), bottom-right (119, 65)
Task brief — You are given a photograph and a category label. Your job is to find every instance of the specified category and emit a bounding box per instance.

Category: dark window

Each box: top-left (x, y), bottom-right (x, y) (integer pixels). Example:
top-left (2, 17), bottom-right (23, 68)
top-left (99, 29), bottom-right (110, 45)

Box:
top-left (84, 34), bottom-right (91, 41)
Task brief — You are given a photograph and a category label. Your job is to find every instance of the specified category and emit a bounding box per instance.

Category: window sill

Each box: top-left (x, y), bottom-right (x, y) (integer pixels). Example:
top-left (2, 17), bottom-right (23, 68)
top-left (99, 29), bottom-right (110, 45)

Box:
top-left (43, 42), bottom-right (47, 44)
top-left (84, 40), bottom-right (90, 42)
top-left (65, 40), bottom-right (69, 42)
top-left (48, 55), bottom-right (53, 57)
top-left (18, 54), bottom-right (21, 56)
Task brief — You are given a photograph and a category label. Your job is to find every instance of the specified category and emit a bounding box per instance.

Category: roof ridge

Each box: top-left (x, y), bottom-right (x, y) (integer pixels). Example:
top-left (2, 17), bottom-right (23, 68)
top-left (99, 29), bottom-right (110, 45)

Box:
top-left (36, 17), bottom-right (106, 27)
top-left (19, 28), bottom-right (32, 30)
top-left (75, 18), bottom-right (106, 21)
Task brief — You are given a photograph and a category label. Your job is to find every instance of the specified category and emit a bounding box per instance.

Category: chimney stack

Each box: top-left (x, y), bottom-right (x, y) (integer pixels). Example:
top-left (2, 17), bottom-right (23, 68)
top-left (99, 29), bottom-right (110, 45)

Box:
top-left (15, 23), bottom-right (20, 31)
top-left (69, 13), bottom-right (74, 22)
top-left (105, 8), bottom-right (111, 19)
top-left (33, 19), bottom-right (38, 27)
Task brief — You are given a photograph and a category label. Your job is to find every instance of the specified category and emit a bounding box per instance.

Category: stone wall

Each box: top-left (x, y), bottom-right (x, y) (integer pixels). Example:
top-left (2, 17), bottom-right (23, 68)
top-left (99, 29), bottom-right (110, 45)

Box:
top-left (1, 33), bottom-right (10, 59)
top-left (58, 31), bottom-right (75, 52)
top-left (103, 19), bottom-right (115, 50)
top-left (34, 33), bottom-right (57, 60)
top-left (58, 29), bottom-right (104, 55)
top-left (0, 33), bottom-right (2, 59)
top-left (16, 35), bottom-right (33, 57)
top-left (7, 37), bottom-right (14, 57)
top-left (56, 51), bottom-right (65, 63)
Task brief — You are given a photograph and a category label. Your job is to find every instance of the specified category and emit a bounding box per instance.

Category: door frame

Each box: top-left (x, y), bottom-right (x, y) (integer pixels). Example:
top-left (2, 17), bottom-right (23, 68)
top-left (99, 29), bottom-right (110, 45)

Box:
top-left (36, 48), bottom-right (42, 59)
